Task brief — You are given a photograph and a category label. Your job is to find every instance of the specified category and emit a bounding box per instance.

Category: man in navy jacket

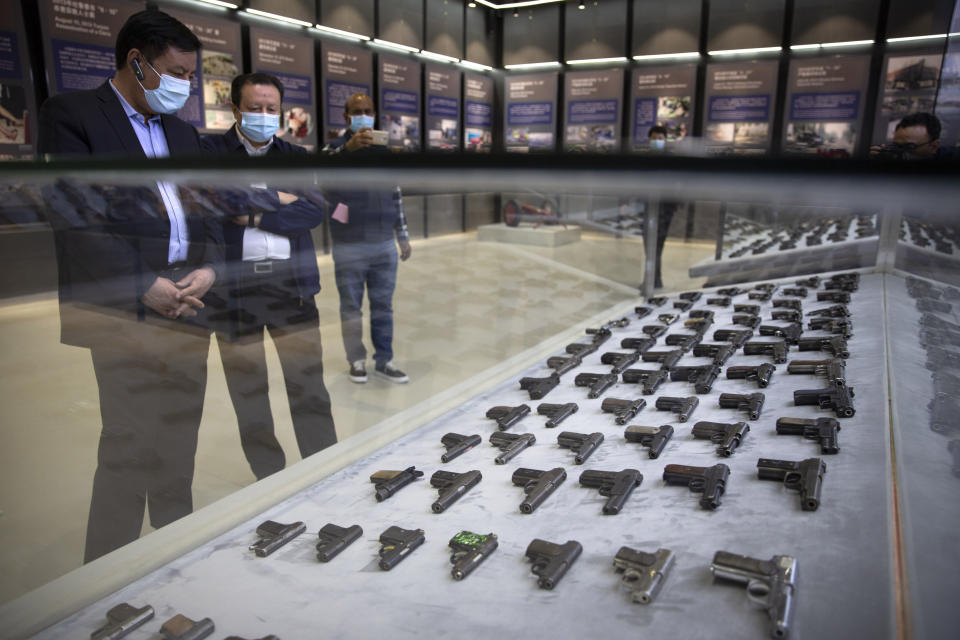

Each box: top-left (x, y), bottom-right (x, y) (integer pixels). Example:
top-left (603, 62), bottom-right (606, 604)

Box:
top-left (202, 73), bottom-right (336, 480)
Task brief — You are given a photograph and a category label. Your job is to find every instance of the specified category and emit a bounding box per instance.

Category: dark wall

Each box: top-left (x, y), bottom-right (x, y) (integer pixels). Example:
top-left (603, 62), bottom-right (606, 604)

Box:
top-left (707, 0), bottom-right (786, 51)
top-left (632, 0), bottom-right (702, 56)
top-left (378, 0), bottom-right (423, 49)
top-left (502, 5), bottom-right (561, 66)
top-left (248, 0), bottom-right (314, 23)
top-left (886, 0), bottom-right (957, 38)
top-left (792, 0), bottom-right (881, 44)
top-left (465, 6), bottom-right (497, 67)
top-left (564, 0), bottom-right (628, 61)
top-left (319, 0), bottom-right (375, 37)
top-left (426, 0), bottom-right (463, 58)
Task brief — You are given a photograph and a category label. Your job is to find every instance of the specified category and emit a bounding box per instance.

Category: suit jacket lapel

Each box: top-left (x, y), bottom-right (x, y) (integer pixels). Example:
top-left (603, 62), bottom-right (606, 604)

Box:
top-left (95, 81), bottom-right (145, 156)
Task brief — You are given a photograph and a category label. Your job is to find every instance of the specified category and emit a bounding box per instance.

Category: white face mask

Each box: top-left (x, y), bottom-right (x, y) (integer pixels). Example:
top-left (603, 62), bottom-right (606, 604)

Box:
top-left (136, 58), bottom-right (191, 114)
top-left (650, 138), bottom-right (666, 151)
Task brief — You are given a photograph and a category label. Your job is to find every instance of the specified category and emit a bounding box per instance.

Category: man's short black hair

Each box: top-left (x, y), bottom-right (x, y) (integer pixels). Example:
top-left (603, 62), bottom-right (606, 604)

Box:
top-left (231, 73), bottom-right (285, 107)
top-left (115, 9), bottom-right (201, 70)
top-left (648, 125), bottom-right (668, 137)
top-left (896, 112), bottom-right (941, 141)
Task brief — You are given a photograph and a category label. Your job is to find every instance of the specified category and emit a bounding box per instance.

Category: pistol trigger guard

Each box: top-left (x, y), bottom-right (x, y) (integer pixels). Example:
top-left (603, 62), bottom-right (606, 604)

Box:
top-left (746, 579), bottom-right (772, 607)
top-left (782, 471), bottom-right (801, 490)
top-left (688, 477), bottom-right (705, 491)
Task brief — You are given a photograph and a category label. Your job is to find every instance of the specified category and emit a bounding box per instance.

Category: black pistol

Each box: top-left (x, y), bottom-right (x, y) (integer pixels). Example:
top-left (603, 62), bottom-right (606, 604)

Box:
top-left (557, 431), bottom-right (604, 464)
top-left (574, 372), bottom-right (618, 398)
top-left (757, 457), bottom-right (826, 511)
top-left (742, 340), bottom-right (788, 364)
top-left (662, 463), bottom-right (730, 510)
top-left (613, 547), bottom-right (675, 604)
top-left (797, 335), bottom-right (849, 359)
top-left (601, 397), bottom-right (647, 424)
top-left (718, 392), bottom-right (765, 420)
top-left (525, 538), bottom-right (582, 589)
top-left (92, 603), bottom-right (155, 640)
top-left (726, 363), bottom-right (776, 388)
top-left (537, 402), bottom-right (578, 428)
top-left (601, 350), bottom-right (641, 373)
top-left (624, 424), bottom-right (674, 458)
top-left (786, 358), bottom-right (846, 384)
top-left (370, 466), bottom-right (424, 501)
top-left (430, 470), bottom-right (482, 513)
top-left (641, 349), bottom-right (683, 369)
top-left (489, 431), bottom-right (536, 464)
top-left (518, 373), bottom-right (560, 400)
top-left (159, 614), bottom-right (215, 640)
top-left (512, 467), bottom-right (567, 513)
top-left (449, 531), bottom-right (498, 580)
top-left (691, 421), bottom-right (750, 456)
top-left (714, 328), bottom-right (754, 349)
top-left (316, 523), bottom-right (363, 562)
top-left (776, 417), bottom-right (841, 454)
top-left (758, 323), bottom-right (802, 345)
top-left (440, 433), bottom-right (481, 463)
top-left (710, 551), bottom-right (797, 639)
top-left (770, 309), bottom-right (802, 323)
top-left (733, 314), bottom-right (761, 328)
top-left (693, 343), bottom-right (736, 366)
top-left (547, 353), bottom-right (583, 376)
top-left (378, 525), bottom-right (425, 570)
top-left (793, 380), bottom-right (855, 418)
top-left (655, 396), bottom-right (699, 422)
top-left (249, 520), bottom-right (306, 557)
top-left (808, 304), bottom-right (850, 318)
top-left (485, 404), bottom-right (531, 430)
top-left (669, 364), bottom-right (721, 394)
top-left (808, 317), bottom-right (853, 337)
top-left (578, 468), bottom-right (643, 514)
top-left (622, 368), bottom-right (668, 394)
top-left (621, 336), bottom-right (655, 352)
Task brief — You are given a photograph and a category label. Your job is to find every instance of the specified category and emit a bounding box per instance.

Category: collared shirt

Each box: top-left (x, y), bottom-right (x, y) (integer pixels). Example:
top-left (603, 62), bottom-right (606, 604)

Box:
top-left (235, 124), bottom-right (291, 261)
top-left (237, 123), bottom-right (275, 157)
top-left (109, 79), bottom-right (189, 264)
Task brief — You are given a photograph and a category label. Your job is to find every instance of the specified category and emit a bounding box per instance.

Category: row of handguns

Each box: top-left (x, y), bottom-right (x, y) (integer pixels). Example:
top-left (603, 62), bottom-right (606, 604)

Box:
top-left (90, 604), bottom-right (269, 640)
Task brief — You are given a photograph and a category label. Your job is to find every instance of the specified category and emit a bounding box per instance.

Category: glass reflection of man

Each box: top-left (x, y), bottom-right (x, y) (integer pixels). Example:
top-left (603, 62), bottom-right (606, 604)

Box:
top-left (648, 125), bottom-right (675, 289)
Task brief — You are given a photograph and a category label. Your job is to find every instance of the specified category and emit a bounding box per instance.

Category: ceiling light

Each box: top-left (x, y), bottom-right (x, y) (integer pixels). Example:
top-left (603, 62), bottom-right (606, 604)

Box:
top-left (579, 2), bottom-right (586, 8)
top-left (513, 9), bottom-right (519, 16)
top-left (244, 8), bottom-right (312, 28)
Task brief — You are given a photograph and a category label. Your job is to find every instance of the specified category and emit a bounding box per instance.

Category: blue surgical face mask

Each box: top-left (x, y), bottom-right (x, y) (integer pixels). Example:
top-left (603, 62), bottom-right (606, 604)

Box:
top-left (137, 59), bottom-right (191, 115)
top-left (239, 111), bottom-right (280, 143)
top-left (350, 114), bottom-right (375, 132)
top-left (650, 138), bottom-right (666, 151)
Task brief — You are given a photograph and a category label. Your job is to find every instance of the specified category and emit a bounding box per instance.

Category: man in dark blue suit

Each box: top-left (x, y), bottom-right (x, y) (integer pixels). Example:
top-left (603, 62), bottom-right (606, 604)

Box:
top-left (38, 10), bottom-right (224, 562)
top-left (202, 73), bottom-right (336, 480)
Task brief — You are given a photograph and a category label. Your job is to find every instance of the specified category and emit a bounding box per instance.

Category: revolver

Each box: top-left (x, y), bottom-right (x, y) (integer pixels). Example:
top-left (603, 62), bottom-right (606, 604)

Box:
top-left (757, 457), bottom-right (826, 511)
top-left (648, 295), bottom-right (668, 306)
top-left (641, 349), bottom-right (683, 369)
top-left (786, 358), bottom-right (845, 384)
top-left (601, 350), bottom-right (641, 373)
top-left (485, 404), bottom-right (531, 430)
top-left (574, 372), bottom-right (618, 398)
top-left (655, 396), bottom-right (699, 422)
top-left (776, 417), bottom-right (841, 454)
top-left (601, 397), bottom-right (647, 424)
top-left (525, 538), bottom-right (582, 589)
top-left (512, 467), bottom-right (567, 513)
top-left (710, 551), bottom-right (797, 639)
top-left (622, 368), bottom-right (668, 394)
top-left (578, 468), bottom-right (643, 514)
top-left (669, 364), bottom-right (721, 394)
top-left (797, 335), bottom-right (849, 358)
top-left (793, 380), bottom-right (855, 418)
top-left (726, 363), bottom-right (776, 388)
top-left (692, 420), bottom-right (750, 456)
top-left (370, 466), bottom-right (424, 501)
top-left (537, 402), bottom-right (578, 428)
top-left (557, 431), bottom-right (604, 464)
top-left (662, 463), bottom-right (730, 510)
top-left (518, 373), bottom-right (560, 400)
top-left (743, 341), bottom-right (788, 364)
top-left (624, 424), bottom-right (674, 458)
top-left (613, 547), bottom-right (675, 604)
top-left (693, 343), bottom-right (736, 366)
top-left (719, 392), bottom-right (765, 420)
top-left (378, 525), bottom-right (425, 570)
top-left (489, 431), bottom-right (536, 464)
top-left (449, 531), bottom-right (498, 580)
top-left (430, 469), bottom-right (482, 513)
top-left (440, 432), bottom-right (481, 462)
top-left (249, 520), bottom-right (306, 557)
top-left (679, 291), bottom-right (703, 301)
top-left (316, 523), bottom-right (363, 562)
top-left (635, 305), bottom-right (652, 318)
top-left (92, 603), bottom-right (155, 640)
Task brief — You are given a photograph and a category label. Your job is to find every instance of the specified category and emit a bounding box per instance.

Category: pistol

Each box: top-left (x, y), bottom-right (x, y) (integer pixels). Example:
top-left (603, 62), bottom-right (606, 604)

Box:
top-left (613, 547), bottom-right (675, 604)
top-left (689, 308), bottom-right (716, 321)
top-left (601, 397), bottom-right (647, 424)
top-left (601, 350), bottom-right (641, 373)
top-left (512, 467), bottom-right (567, 513)
top-left (793, 380), bottom-right (855, 418)
top-left (92, 603), bottom-right (155, 640)
top-left (807, 317), bottom-right (853, 337)
top-left (537, 402), bottom-right (578, 428)
top-left (825, 272), bottom-right (859, 290)
top-left (622, 368), bottom-right (668, 394)
top-left (370, 466), bottom-right (424, 501)
top-left (557, 431), bottom-right (604, 464)
top-left (817, 290), bottom-right (850, 303)
top-left (743, 341), bottom-right (788, 364)
top-left (525, 538), bottom-right (582, 589)
top-left (674, 300), bottom-right (693, 311)
top-left (669, 364), bottom-right (721, 394)
top-left (714, 328), bottom-right (754, 348)
top-left (642, 324), bottom-right (669, 338)
top-left (757, 457), bottom-right (826, 511)
top-left (440, 433), bottom-right (481, 462)
top-left (449, 531), bottom-right (498, 580)
top-left (796, 276), bottom-right (820, 288)
top-left (776, 417), bottom-right (841, 454)
top-left (807, 304), bottom-right (850, 318)
top-left (316, 523), bottom-right (363, 562)
top-left (655, 396), bottom-right (699, 422)
top-left (579, 468), bottom-right (642, 514)
top-left (648, 295), bottom-right (668, 306)
top-left (641, 349), bottom-right (683, 369)
top-left (663, 463), bottom-right (730, 510)
top-left (772, 298), bottom-right (802, 311)
top-left (624, 424), bottom-right (674, 458)
top-left (658, 313), bottom-right (679, 325)
top-left (749, 290), bottom-right (773, 302)
top-left (574, 372), bottom-right (618, 398)
top-left (583, 327), bottom-right (613, 344)
top-left (733, 313), bottom-right (761, 328)
top-left (718, 287), bottom-right (746, 296)
top-left (635, 305), bottom-right (652, 318)
top-left (733, 304), bottom-right (761, 316)
top-left (489, 431), bottom-right (536, 464)
top-left (710, 551), bottom-right (797, 638)
top-left (621, 336), bottom-right (655, 352)
top-left (378, 526), bottom-right (425, 570)
top-left (249, 520), bottom-right (306, 557)
top-left (726, 363), bottom-right (776, 388)
top-left (546, 353), bottom-right (583, 376)
top-left (770, 309), bottom-right (802, 323)
top-left (692, 420), bottom-right (750, 456)
top-left (485, 404), bottom-right (531, 430)
top-left (518, 373), bottom-right (560, 399)
top-left (565, 341), bottom-right (599, 358)
top-left (718, 392), bottom-right (765, 420)
top-left (781, 287), bottom-right (807, 297)
top-left (160, 614), bottom-right (215, 640)
top-left (679, 291), bottom-right (702, 301)
top-left (759, 323), bottom-right (803, 345)
top-left (786, 358), bottom-right (845, 384)
top-left (430, 470), bottom-right (482, 513)
top-left (693, 343), bottom-right (736, 366)
top-left (665, 333), bottom-right (701, 352)
top-left (707, 296), bottom-right (732, 307)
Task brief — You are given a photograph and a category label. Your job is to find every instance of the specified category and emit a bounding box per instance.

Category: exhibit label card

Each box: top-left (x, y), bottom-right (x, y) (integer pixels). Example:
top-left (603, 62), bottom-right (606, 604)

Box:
top-left (425, 64), bottom-right (461, 151)
top-left (379, 54), bottom-right (422, 152)
top-left (0, 1), bottom-right (39, 158)
top-left (872, 49), bottom-right (944, 146)
top-left (250, 26), bottom-right (317, 150)
top-left (562, 68), bottom-right (623, 152)
top-left (629, 64), bottom-right (696, 152)
top-left (703, 60), bottom-right (778, 155)
top-left (505, 72), bottom-right (557, 153)
top-left (464, 73), bottom-right (493, 153)
top-left (321, 41), bottom-right (372, 145)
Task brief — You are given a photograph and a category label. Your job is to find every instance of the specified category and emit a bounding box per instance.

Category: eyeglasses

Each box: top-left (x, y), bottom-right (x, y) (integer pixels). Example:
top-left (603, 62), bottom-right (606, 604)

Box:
top-left (893, 139), bottom-right (937, 152)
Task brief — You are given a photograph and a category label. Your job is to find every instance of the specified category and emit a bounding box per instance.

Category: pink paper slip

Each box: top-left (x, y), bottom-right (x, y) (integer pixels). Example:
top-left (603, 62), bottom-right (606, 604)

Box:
top-left (332, 203), bottom-right (349, 223)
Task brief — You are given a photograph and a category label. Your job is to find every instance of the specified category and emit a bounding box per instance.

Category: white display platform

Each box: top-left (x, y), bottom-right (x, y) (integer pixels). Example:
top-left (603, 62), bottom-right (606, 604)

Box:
top-left (478, 223), bottom-right (581, 247)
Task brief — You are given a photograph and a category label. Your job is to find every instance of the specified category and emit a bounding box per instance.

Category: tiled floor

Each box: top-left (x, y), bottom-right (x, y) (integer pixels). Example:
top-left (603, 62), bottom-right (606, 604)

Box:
top-left (0, 231), bottom-right (712, 604)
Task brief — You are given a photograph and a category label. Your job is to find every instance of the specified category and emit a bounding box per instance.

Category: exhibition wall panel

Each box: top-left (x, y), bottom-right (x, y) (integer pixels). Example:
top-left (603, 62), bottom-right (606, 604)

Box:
top-left (0, 1), bottom-right (37, 159)
top-left (631, 0), bottom-right (702, 57)
top-left (320, 40), bottom-right (373, 145)
top-left (379, 53), bottom-right (423, 151)
top-left (425, 63), bottom-right (461, 151)
top-left (504, 72), bottom-right (558, 152)
top-left (564, 0), bottom-right (628, 62)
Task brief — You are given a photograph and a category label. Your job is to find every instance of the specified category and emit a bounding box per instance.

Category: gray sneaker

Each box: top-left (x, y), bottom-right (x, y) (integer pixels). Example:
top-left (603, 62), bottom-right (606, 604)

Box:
top-left (349, 360), bottom-right (367, 383)
top-left (374, 361), bottom-right (409, 383)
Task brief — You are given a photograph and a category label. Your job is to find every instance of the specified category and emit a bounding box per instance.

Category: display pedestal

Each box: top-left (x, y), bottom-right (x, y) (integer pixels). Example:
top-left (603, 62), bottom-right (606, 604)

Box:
top-left (477, 223), bottom-right (581, 247)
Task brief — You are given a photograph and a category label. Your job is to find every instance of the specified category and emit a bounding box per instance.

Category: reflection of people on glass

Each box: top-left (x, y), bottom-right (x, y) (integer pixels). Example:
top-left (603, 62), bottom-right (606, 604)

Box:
top-left (285, 107), bottom-right (311, 138)
top-left (201, 73), bottom-right (336, 479)
top-left (38, 10), bottom-right (223, 563)
top-left (647, 125), bottom-right (676, 290)
top-left (0, 84), bottom-right (26, 141)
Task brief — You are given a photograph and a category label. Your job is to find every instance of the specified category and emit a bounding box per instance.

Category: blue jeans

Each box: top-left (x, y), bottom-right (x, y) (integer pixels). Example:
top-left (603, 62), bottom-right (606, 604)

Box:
top-left (332, 240), bottom-right (398, 366)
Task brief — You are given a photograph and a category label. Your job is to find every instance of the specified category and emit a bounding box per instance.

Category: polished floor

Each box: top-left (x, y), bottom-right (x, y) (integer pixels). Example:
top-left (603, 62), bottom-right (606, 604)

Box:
top-left (0, 230), bottom-right (712, 604)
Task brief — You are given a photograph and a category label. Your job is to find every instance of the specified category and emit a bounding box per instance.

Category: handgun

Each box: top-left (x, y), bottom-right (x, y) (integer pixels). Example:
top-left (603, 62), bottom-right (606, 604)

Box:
top-left (565, 341), bottom-right (599, 358)
top-left (726, 363), bottom-right (776, 388)
top-left (582, 327), bottom-right (613, 344)
top-left (621, 337), bottom-right (655, 352)
top-left (679, 291), bottom-right (702, 301)
top-left (440, 433), bottom-right (481, 462)
top-left (518, 373), bottom-right (560, 399)
top-left (92, 603), bottom-right (155, 640)
top-left (693, 343), bottom-right (736, 366)
top-left (370, 466), bottom-right (424, 501)
top-left (601, 350), bottom-right (641, 373)
top-left (316, 523), bottom-right (363, 562)
top-left (655, 396), bottom-right (699, 422)
top-left (797, 335), bottom-right (849, 358)
top-left (658, 313), bottom-right (679, 325)
top-left (759, 323), bottom-right (803, 345)
top-left (794, 380), bottom-right (855, 418)
top-left (733, 304), bottom-right (761, 316)
top-left (430, 470), bottom-right (482, 513)
top-left (613, 547), bottom-right (675, 604)
top-left (718, 287), bottom-right (746, 296)
top-left (378, 526), bottom-right (425, 570)
top-left (489, 431), bottom-right (536, 464)
top-left (770, 309), bottom-right (802, 323)
top-left (641, 349), bottom-right (683, 369)
top-left (714, 328), bottom-right (754, 348)
top-left (485, 404), bottom-right (531, 430)
top-left (817, 290), bottom-right (850, 303)
top-left (710, 551), bottom-right (797, 639)
top-left (574, 372), bottom-right (618, 398)
top-left (749, 290), bottom-right (773, 301)
top-left (807, 317), bottom-right (853, 337)
top-left (692, 420), bottom-right (750, 456)
top-left (743, 341), bottom-right (788, 364)
top-left (537, 402), bottom-right (578, 428)
top-left (512, 467), bottom-right (567, 513)
top-left (781, 287), bottom-right (807, 297)
top-left (772, 298), bottom-right (802, 311)
top-left (665, 333), bottom-right (701, 352)
top-left (642, 324), bottom-right (669, 338)
top-left (635, 305), bottom-right (652, 318)
top-left (707, 296), bottom-right (732, 307)
top-left (825, 273), bottom-right (859, 290)
top-left (624, 424), bottom-right (674, 458)
top-left (733, 313), bottom-right (762, 328)
top-left (669, 364), bottom-right (721, 394)
top-left (525, 538), bottom-right (582, 589)
top-left (718, 392), bottom-right (765, 420)
top-left (807, 304), bottom-right (850, 318)
top-left (601, 397), bottom-right (647, 424)
top-left (662, 463), bottom-right (730, 510)
top-left (796, 276), bottom-right (820, 288)
top-left (674, 300), bottom-right (693, 311)
top-left (689, 309), bottom-right (716, 321)
top-left (757, 457), bottom-right (826, 511)
top-left (160, 614), bottom-right (215, 640)
top-left (557, 431), bottom-right (604, 464)
top-left (546, 353), bottom-right (583, 376)
top-left (622, 368), bottom-right (668, 394)
top-left (249, 520), bottom-right (306, 557)
top-left (648, 295), bottom-right (668, 306)
top-left (579, 468), bottom-right (643, 514)
top-left (449, 531), bottom-right (498, 580)
top-left (786, 358), bottom-right (845, 384)
top-left (776, 417), bottom-right (841, 454)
